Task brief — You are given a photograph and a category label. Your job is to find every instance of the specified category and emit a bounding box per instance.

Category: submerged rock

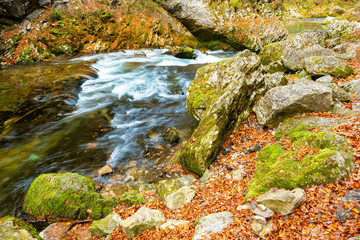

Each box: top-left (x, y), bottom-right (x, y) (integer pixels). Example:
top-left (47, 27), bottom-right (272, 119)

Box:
top-left (194, 212), bottom-right (234, 240)
top-left (23, 172), bottom-right (116, 220)
top-left (257, 188), bottom-right (306, 215)
top-left (163, 127), bottom-right (180, 145)
top-left (165, 46), bottom-right (197, 59)
top-left (246, 117), bottom-right (354, 199)
top-left (179, 50), bottom-right (268, 176)
top-left (120, 207), bottom-right (165, 239)
top-left (254, 82), bottom-right (333, 128)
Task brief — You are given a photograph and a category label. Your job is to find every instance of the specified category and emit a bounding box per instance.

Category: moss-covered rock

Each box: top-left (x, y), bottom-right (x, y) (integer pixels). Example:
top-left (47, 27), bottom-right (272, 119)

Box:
top-left (179, 50), bottom-right (267, 176)
top-left (23, 172), bottom-right (116, 220)
top-left (246, 117), bottom-right (354, 200)
top-left (0, 216), bottom-right (41, 240)
top-left (304, 55), bottom-right (354, 78)
top-left (88, 212), bottom-right (122, 238)
top-left (164, 46), bottom-right (197, 59)
top-left (118, 189), bottom-right (145, 206)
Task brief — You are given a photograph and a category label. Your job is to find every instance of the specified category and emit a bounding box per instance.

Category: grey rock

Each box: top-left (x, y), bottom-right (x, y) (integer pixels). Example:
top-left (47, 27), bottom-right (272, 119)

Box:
top-left (0, 0), bottom-right (39, 19)
top-left (175, 175), bottom-right (197, 187)
top-left (333, 44), bottom-right (347, 53)
top-left (254, 82), bottom-right (333, 127)
top-left (251, 203), bottom-right (274, 218)
top-left (252, 218), bottom-right (272, 239)
top-left (237, 204), bottom-right (250, 211)
top-left (120, 207), bottom-right (165, 239)
top-left (264, 72), bottom-right (288, 90)
top-left (199, 169), bottom-right (210, 182)
top-left (348, 236), bottom-right (360, 240)
top-left (316, 75), bottom-right (334, 84)
top-left (0, 221), bottom-right (35, 240)
top-left (257, 188), bottom-right (306, 215)
top-left (326, 37), bottom-right (341, 48)
top-left (89, 212), bottom-right (122, 238)
top-left (325, 19), bottom-right (360, 38)
top-left (344, 79), bottom-right (360, 96)
top-left (164, 186), bottom-right (196, 210)
top-left (304, 55), bottom-right (353, 78)
top-left (159, 219), bottom-right (189, 231)
top-left (39, 0), bottom-right (51, 7)
top-left (194, 212), bottom-right (234, 240)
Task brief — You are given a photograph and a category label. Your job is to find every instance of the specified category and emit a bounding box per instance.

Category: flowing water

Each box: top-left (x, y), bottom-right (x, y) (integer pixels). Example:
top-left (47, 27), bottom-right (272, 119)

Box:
top-left (0, 49), bottom-right (235, 217)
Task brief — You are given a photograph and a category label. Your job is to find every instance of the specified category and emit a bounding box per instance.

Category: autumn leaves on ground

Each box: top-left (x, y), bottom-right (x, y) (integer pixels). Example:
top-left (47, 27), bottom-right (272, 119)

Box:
top-left (59, 51), bottom-right (360, 239)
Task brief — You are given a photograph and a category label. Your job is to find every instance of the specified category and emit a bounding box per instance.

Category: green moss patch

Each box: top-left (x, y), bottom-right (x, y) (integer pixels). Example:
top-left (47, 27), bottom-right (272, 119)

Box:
top-left (23, 173), bottom-right (116, 220)
top-left (246, 117), bottom-right (354, 200)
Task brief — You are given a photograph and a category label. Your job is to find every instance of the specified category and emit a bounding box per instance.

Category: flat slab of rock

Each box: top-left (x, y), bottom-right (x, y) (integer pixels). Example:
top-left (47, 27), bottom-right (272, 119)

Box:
top-left (254, 82), bottom-right (333, 127)
top-left (257, 188), bottom-right (306, 215)
top-left (120, 207), bottom-right (165, 239)
top-left (250, 203), bottom-right (274, 218)
top-left (159, 219), bottom-right (190, 231)
top-left (89, 212), bottom-right (122, 238)
top-left (194, 212), bottom-right (233, 240)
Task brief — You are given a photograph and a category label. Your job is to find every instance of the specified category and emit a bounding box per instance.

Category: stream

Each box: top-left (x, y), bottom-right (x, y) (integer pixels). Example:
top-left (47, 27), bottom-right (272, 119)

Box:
top-left (0, 49), bottom-right (235, 217)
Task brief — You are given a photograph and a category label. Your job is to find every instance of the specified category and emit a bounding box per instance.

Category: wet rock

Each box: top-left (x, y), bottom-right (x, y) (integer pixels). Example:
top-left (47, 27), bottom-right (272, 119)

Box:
top-left (165, 46), bottom-right (197, 59)
top-left (159, 219), bottom-right (189, 231)
top-left (304, 55), bottom-right (354, 78)
top-left (22, 172), bottom-right (116, 220)
top-left (252, 216), bottom-right (272, 239)
top-left (194, 212), bottom-right (234, 240)
top-left (120, 207), bottom-right (165, 239)
top-left (0, 216), bottom-right (40, 240)
top-left (246, 116), bottom-right (354, 199)
top-left (257, 188), bottom-right (306, 215)
top-left (254, 82), bottom-right (333, 128)
top-left (250, 203), bottom-right (274, 218)
top-left (179, 50), bottom-right (267, 176)
top-left (0, 0), bottom-right (39, 19)
top-left (89, 212), bottom-right (122, 238)
top-left (98, 165), bottom-right (113, 176)
top-left (336, 190), bottom-right (360, 223)
top-left (163, 127), bottom-right (180, 145)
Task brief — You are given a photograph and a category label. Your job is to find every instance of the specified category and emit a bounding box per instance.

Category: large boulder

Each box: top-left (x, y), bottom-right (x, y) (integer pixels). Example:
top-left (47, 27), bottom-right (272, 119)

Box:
top-left (158, 0), bottom-right (287, 51)
top-left (179, 50), bottom-right (269, 176)
top-left (257, 188), bottom-right (306, 215)
top-left (254, 82), bottom-right (333, 128)
top-left (246, 116), bottom-right (354, 200)
top-left (120, 207), bottom-right (165, 239)
top-left (0, 217), bottom-right (40, 240)
top-left (194, 212), bottom-right (234, 240)
top-left (304, 55), bottom-right (354, 78)
top-left (23, 172), bottom-right (116, 220)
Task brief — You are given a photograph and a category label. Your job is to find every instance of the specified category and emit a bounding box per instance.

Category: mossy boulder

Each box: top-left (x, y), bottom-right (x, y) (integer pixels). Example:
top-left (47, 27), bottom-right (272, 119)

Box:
top-left (165, 46), bottom-right (197, 59)
top-left (179, 50), bottom-right (267, 176)
top-left (304, 56), bottom-right (354, 78)
top-left (0, 216), bottom-right (41, 240)
top-left (246, 117), bottom-right (354, 200)
top-left (23, 172), bottom-right (116, 220)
